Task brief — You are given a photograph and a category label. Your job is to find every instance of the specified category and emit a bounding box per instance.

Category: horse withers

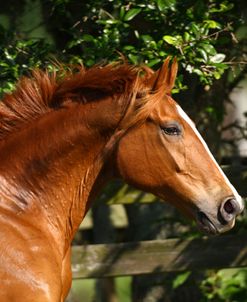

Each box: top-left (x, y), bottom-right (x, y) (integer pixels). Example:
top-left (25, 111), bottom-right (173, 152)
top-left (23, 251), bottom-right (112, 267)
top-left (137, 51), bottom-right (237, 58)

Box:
top-left (0, 58), bottom-right (244, 301)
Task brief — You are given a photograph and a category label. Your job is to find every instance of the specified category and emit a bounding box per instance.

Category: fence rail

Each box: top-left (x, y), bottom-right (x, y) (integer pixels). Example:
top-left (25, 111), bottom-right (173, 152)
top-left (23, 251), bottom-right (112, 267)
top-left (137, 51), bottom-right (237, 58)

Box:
top-left (71, 235), bottom-right (247, 279)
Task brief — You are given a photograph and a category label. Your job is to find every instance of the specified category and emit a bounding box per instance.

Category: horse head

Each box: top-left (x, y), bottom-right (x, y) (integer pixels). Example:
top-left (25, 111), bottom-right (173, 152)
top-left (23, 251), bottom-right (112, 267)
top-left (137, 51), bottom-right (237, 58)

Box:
top-left (114, 58), bottom-right (244, 235)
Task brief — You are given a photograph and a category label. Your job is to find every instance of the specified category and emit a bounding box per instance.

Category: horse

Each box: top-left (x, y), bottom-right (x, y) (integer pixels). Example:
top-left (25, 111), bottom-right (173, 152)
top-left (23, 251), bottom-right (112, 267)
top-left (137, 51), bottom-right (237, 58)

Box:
top-left (0, 57), bottom-right (244, 301)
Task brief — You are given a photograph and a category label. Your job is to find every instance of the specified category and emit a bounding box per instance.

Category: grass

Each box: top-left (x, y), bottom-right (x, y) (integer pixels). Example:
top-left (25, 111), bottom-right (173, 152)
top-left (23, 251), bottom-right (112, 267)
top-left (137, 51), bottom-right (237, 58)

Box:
top-left (67, 277), bottom-right (132, 302)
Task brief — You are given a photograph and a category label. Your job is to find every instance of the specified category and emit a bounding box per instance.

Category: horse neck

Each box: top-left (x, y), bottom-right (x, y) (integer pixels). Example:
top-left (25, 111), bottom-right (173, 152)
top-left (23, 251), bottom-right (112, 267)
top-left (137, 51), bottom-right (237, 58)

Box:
top-left (0, 96), bottom-right (125, 251)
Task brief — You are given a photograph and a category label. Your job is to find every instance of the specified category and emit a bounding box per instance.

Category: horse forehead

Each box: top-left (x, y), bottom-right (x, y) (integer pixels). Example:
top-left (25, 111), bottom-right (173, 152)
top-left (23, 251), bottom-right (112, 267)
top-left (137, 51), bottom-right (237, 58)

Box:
top-left (152, 97), bottom-right (181, 120)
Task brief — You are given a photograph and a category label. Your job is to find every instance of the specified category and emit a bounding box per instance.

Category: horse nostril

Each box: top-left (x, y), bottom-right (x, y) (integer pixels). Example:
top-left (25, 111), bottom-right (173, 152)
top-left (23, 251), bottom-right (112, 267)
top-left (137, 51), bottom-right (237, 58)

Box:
top-left (219, 197), bottom-right (238, 224)
top-left (223, 199), bottom-right (235, 214)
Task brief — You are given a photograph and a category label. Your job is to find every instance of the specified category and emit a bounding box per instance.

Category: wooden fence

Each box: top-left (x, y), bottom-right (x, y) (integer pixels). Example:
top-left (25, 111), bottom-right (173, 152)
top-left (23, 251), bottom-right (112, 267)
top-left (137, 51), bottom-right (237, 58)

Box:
top-left (72, 235), bottom-right (247, 279)
top-left (71, 165), bottom-right (247, 279)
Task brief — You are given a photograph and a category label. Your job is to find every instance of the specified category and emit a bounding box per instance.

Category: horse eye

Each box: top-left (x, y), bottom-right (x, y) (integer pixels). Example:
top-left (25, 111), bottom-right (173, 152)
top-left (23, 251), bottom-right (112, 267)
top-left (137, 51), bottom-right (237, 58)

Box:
top-left (161, 125), bottom-right (181, 136)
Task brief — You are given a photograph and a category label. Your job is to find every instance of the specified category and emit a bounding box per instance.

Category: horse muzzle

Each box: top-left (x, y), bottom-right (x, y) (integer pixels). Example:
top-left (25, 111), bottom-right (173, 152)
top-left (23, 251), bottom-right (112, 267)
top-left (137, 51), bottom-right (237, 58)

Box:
top-left (196, 196), bottom-right (245, 235)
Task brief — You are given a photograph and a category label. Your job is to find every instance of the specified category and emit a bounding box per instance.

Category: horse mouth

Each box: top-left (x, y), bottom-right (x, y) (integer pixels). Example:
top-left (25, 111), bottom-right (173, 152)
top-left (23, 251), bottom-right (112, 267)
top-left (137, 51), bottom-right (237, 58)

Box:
top-left (196, 211), bottom-right (219, 235)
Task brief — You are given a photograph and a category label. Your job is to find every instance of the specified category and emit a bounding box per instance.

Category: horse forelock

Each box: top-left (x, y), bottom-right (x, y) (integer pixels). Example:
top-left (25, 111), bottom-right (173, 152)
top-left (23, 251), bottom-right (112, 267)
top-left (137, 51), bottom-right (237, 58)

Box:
top-left (0, 62), bottom-right (167, 140)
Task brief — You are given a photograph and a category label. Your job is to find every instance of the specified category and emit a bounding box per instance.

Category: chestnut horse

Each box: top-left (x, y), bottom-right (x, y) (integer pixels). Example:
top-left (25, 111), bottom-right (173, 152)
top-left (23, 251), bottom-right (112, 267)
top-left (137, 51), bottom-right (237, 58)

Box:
top-left (0, 58), bottom-right (244, 301)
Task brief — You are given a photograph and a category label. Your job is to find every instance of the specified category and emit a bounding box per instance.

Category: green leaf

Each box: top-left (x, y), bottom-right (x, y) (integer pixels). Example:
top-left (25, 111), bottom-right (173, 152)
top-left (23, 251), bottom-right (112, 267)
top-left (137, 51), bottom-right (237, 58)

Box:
top-left (163, 35), bottom-right (175, 44)
top-left (190, 23), bottom-right (200, 35)
top-left (105, 19), bottom-right (119, 25)
top-left (183, 32), bottom-right (190, 42)
top-left (123, 45), bottom-right (135, 51)
top-left (157, 0), bottom-right (167, 11)
top-left (134, 30), bottom-right (140, 39)
top-left (141, 35), bottom-right (153, 43)
top-left (82, 34), bottom-right (95, 42)
top-left (159, 50), bottom-right (166, 57)
top-left (204, 20), bottom-right (221, 29)
top-left (157, 0), bottom-right (176, 11)
top-left (124, 8), bottom-right (142, 21)
top-left (214, 71), bottom-right (221, 79)
top-left (172, 271), bottom-right (191, 289)
top-left (193, 68), bottom-right (203, 76)
top-left (201, 43), bottom-right (217, 55)
top-left (198, 48), bottom-right (208, 63)
top-left (147, 58), bottom-right (161, 67)
top-left (119, 6), bottom-right (125, 20)
top-left (128, 53), bottom-right (139, 64)
top-left (209, 3), bottom-right (234, 13)
top-left (163, 35), bottom-right (180, 46)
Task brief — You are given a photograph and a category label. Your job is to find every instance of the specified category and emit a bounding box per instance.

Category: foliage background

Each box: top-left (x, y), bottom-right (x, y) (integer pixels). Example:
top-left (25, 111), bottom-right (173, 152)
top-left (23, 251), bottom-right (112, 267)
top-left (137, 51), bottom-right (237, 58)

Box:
top-left (0, 0), bottom-right (246, 301)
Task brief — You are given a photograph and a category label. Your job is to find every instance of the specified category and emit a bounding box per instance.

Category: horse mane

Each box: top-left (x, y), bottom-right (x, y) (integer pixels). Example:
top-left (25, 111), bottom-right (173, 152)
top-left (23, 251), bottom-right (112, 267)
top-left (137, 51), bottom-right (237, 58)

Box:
top-left (0, 62), bottom-right (164, 141)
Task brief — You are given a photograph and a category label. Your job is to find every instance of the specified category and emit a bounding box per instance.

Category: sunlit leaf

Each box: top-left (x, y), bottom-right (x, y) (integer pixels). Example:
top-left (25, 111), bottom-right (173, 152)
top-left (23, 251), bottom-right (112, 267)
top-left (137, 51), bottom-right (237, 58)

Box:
top-left (214, 71), bottom-right (221, 79)
top-left (204, 20), bottom-right (221, 29)
top-left (183, 32), bottom-right (190, 42)
top-left (157, 0), bottom-right (176, 11)
top-left (201, 44), bottom-right (217, 55)
top-left (210, 53), bottom-right (226, 63)
top-left (163, 35), bottom-right (182, 46)
top-left (172, 271), bottom-right (191, 289)
top-left (124, 8), bottom-right (142, 21)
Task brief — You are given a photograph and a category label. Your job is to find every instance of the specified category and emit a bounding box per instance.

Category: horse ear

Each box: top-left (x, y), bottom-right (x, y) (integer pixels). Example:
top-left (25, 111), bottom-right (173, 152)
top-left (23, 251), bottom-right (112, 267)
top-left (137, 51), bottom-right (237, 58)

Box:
top-left (149, 57), bottom-right (178, 94)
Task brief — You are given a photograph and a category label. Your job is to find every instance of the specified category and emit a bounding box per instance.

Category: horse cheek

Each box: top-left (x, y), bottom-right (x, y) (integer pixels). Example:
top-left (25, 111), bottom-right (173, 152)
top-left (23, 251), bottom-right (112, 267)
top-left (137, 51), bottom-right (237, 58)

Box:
top-left (115, 127), bottom-right (158, 190)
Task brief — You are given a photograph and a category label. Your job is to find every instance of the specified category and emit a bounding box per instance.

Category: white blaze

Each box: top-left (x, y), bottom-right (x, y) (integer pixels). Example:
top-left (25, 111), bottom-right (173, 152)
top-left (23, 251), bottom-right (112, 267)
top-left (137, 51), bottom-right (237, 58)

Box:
top-left (176, 105), bottom-right (243, 210)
